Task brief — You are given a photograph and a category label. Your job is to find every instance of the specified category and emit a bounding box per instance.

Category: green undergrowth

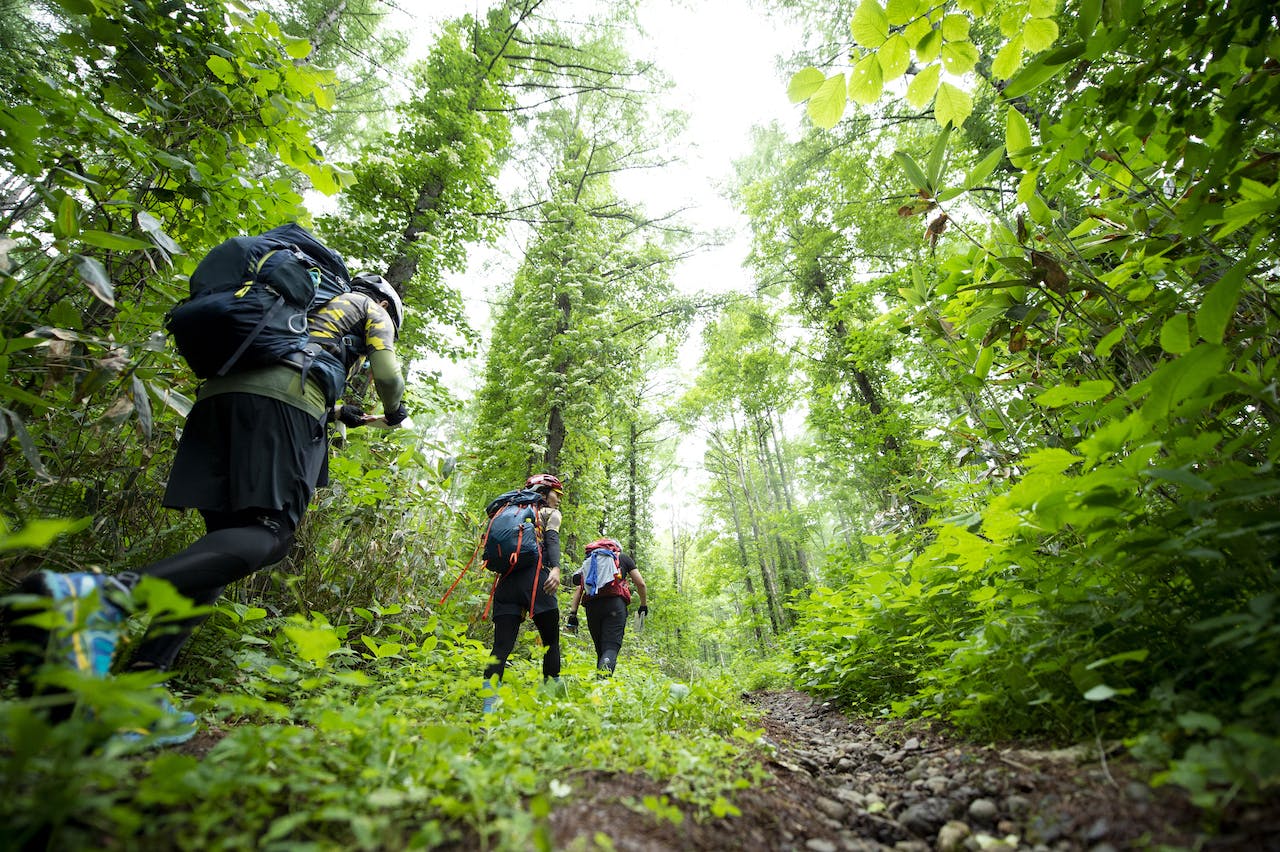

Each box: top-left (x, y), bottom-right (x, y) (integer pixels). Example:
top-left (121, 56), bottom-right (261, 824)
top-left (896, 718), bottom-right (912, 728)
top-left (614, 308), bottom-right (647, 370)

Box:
top-left (0, 601), bottom-right (763, 851)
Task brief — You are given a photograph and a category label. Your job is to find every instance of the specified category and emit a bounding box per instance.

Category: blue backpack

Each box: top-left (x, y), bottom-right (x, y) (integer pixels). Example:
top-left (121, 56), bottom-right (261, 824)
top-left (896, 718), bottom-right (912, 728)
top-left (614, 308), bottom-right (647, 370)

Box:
top-left (165, 223), bottom-right (351, 404)
top-left (482, 489), bottom-right (546, 574)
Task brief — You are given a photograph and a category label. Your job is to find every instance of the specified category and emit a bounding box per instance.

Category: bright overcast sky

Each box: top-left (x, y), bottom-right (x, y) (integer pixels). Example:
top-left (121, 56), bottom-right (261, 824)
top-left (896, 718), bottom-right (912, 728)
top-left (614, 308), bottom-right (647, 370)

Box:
top-left (401, 0), bottom-right (804, 301)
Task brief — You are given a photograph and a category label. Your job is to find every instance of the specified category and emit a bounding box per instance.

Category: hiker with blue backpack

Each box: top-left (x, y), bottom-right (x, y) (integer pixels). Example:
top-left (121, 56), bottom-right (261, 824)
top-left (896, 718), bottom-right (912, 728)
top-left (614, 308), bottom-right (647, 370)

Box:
top-left (8, 224), bottom-right (408, 746)
top-left (479, 473), bottom-right (566, 712)
top-left (565, 539), bottom-right (647, 675)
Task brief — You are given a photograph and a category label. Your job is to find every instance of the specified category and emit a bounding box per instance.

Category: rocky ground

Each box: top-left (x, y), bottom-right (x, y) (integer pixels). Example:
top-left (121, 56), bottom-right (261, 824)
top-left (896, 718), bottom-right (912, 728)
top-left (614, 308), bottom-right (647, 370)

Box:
top-left (548, 689), bottom-right (1280, 851)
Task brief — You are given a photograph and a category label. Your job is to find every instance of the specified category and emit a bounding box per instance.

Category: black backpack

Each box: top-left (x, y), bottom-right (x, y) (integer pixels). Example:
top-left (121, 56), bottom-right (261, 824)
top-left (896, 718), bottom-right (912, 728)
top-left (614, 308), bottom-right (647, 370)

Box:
top-left (166, 224), bottom-right (351, 404)
top-left (482, 489), bottom-right (547, 574)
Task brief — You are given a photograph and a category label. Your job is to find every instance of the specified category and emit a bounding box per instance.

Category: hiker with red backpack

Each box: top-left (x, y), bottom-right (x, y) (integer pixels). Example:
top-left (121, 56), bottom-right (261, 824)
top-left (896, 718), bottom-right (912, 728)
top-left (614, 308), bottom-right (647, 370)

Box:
top-left (480, 473), bottom-right (566, 712)
top-left (565, 539), bottom-right (647, 675)
top-left (8, 225), bottom-right (409, 746)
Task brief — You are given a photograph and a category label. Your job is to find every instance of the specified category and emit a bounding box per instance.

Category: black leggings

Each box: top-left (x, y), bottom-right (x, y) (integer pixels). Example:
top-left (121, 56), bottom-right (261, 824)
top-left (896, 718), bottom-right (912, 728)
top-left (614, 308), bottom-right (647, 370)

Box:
top-left (127, 509), bottom-right (294, 671)
top-left (585, 595), bottom-right (628, 672)
top-left (484, 609), bottom-right (560, 681)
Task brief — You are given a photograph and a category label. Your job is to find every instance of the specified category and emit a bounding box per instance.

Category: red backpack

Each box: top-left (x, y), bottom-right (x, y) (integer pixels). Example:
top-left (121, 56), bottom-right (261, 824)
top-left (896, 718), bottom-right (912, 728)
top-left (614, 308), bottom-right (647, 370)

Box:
top-left (579, 539), bottom-right (630, 603)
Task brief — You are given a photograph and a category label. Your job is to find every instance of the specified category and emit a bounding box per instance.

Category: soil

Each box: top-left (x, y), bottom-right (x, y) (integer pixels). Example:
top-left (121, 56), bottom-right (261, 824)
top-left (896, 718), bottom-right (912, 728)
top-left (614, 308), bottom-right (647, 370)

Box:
top-left (546, 689), bottom-right (1280, 851)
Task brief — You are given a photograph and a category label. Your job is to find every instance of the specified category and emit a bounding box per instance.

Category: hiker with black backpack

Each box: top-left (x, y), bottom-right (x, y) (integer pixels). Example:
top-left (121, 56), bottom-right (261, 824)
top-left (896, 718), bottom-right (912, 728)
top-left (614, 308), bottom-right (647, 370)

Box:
top-left (479, 473), bottom-right (566, 713)
top-left (565, 539), bottom-right (648, 675)
top-left (8, 225), bottom-right (409, 746)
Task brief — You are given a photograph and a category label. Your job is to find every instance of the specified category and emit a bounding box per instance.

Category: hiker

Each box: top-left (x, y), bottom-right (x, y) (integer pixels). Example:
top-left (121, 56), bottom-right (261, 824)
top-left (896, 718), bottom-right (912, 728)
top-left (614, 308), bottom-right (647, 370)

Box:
top-left (565, 540), bottom-right (647, 675)
top-left (482, 473), bottom-right (565, 712)
top-left (12, 264), bottom-right (408, 743)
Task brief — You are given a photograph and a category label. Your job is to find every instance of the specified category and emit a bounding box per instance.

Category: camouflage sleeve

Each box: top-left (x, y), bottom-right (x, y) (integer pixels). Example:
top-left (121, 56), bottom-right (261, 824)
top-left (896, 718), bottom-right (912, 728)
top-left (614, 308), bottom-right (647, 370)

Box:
top-left (363, 301), bottom-right (397, 352)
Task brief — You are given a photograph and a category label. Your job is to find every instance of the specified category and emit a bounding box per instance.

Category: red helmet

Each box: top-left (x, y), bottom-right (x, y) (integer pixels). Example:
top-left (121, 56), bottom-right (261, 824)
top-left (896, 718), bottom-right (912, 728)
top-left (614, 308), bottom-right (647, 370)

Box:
top-left (525, 473), bottom-right (564, 494)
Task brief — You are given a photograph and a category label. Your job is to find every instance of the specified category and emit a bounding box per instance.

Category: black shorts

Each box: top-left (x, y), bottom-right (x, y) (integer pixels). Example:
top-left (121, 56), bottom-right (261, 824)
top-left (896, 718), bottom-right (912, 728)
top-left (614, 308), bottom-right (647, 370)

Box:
top-left (490, 564), bottom-right (560, 619)
top-left (162, 392), bottom-right (327, 528)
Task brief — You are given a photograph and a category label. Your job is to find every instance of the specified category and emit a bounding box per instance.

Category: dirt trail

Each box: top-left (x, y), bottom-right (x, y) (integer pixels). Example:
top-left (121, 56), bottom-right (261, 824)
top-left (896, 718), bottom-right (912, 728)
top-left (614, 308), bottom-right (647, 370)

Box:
top-left (549, 689), bottom-right (1278, 851)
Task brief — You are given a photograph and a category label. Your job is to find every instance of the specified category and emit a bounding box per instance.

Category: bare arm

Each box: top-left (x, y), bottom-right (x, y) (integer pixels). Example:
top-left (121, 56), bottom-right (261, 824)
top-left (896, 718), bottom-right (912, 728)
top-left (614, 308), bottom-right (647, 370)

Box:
top-left (630, 569), bottom-right (647, 608)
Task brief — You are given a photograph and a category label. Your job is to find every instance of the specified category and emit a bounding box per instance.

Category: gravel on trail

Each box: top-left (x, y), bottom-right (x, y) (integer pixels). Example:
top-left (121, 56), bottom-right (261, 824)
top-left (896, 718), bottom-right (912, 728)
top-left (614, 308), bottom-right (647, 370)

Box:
top-left (547, 689), bottom-right (1279, 851)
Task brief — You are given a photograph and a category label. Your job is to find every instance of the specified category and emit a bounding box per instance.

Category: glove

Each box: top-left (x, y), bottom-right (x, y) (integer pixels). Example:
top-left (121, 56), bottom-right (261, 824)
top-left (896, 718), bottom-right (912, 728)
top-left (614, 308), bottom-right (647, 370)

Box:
top-left (337, 404), bottom-right (366, 428)
top-left (565, 613), bottom-right (579, 632)
top-left (637, 605), bottom-right (648, 617)
top-left (384, 402), bottom-right (409, 427)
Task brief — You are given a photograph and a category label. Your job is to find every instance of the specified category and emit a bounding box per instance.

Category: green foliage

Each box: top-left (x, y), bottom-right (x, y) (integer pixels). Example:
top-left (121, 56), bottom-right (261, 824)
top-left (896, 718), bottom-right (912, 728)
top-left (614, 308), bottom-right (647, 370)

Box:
top-left (1, 605), bottom-right (762, 849)
top-left (758, 0), bottom-right (1280, 814)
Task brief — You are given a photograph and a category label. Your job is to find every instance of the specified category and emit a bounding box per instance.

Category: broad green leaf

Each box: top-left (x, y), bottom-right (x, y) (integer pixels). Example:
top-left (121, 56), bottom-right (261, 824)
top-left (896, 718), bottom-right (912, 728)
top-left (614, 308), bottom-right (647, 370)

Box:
top-left (1195, 262), bottom-right (1245, 344)
top-left (917, 28), bottom-right (942, 63)
top-left (1083, 684), bottom-right (1118, 701)
top-left (0, 517), bottom-right (89, 551)
top-left (77, 256), bottom-right (114, 307)
top-left (992, 35), bottom-right (1025, 80)
top-left (283, 37), bottom-right (313, 59)
top-left (958, 0), bottom-right (991, 13)
top-left (313, 83), bottom-right (334, 110)
top-left (1029, 0), bottom-right (1057, 17)
top-left (79, 230), bottom-right (153, 251)
top-left (206, 54), bottom-right (236, 83)
top-left (1176, 711), bottom-right (1222, 734)
top-left (1094, 325), bottom-right (1125, 358)
top-left (903, 17), bottom-right (931, 45)
top-left (906, 64), bottom-right (941, 109)
top-left (851, 0), bottom-right (890, 48)
top-left (1003, 50), bottom-right (1073, 98)
top-left (1023, 447), bottom-right (1083, 474)
top-left (1023, 17), bottom-right (1060, 52)
top-left (965, 146), bottom-right (1004, 188)
top-left (1006, 107), bottom-right (1033, 168)
top-left (878, 33), bottom-right (912, 80)
top-left (941, 14), bottom-right (970, 40)
top-left (970, 585), bottom-right (999, 602)
top-left (886, 0), bottom-right (923, 25)
top-left (0, 381), bottom-right (51, 409)
top-left (941, 40), bottom-right (979, 74)
top-left (788, 67), bottom-right (827, 103)
top-left (807, 73), bottom-right (848, 128)
top-left (934, 82), bottom-right (973, 128)
top-left (1143, 467), bottom-right (1214, 493)
top-left (284, 624), bottom-right (340, 664)
top-left (1138, 344), bottom-right (1229, 423)
top-left (926, 123), bottom-right (952, 189)
top-left (1077, 0), bottom-right (1101, 37)
top-left (1086, 649), bottom-right (1150, 669)
top-left (1159, 313), bottom-right (1191, 354)
top-left (1035, 379), bottom-right (1114, 407)
top-left (54, 194), bottom-right (79, 240)
top-left (848, 55), bottom-right (884, 105)
top-left (974, 344), bottom-right (994, 378)
top-left (894, 151), bottom-right (931, 193)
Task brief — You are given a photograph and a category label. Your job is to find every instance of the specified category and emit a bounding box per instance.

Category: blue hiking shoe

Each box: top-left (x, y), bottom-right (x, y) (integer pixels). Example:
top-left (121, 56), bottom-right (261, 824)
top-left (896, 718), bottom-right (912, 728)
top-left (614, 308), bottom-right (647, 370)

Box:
top-left (21, 570), bottom-right (130, 678)
top-left (115, 688), bottom-right (198, 749)
top-left (481, 678), bottom-right (500, 714)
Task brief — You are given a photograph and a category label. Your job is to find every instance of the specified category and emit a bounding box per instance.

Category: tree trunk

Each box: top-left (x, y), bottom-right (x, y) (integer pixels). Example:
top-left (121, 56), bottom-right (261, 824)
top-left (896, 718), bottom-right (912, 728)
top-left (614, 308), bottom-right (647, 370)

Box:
top-left (713, 453), bottom-right (767, 647)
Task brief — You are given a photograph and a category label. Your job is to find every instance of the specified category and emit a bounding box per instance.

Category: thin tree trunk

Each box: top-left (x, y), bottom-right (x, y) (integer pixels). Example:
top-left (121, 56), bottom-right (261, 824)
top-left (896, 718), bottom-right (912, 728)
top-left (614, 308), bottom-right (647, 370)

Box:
top-left (712, 452), bottom-right (767, 646)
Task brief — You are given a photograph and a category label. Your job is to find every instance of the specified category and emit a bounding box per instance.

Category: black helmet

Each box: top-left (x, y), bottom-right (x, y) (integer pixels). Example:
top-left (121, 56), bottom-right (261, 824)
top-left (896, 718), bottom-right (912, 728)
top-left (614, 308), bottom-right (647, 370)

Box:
top-left (351, 273), bottom-right (404, 332)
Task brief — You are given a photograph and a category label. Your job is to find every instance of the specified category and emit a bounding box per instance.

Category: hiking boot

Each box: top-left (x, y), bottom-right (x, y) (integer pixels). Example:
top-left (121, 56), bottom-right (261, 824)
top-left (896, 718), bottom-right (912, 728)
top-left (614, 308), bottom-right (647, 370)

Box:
top-left (115, 688), bottom-right (198, 749)
top-left (481, 677), bottom-right (501, 714)
top-left (17, 570), bottom-right (130, 679)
